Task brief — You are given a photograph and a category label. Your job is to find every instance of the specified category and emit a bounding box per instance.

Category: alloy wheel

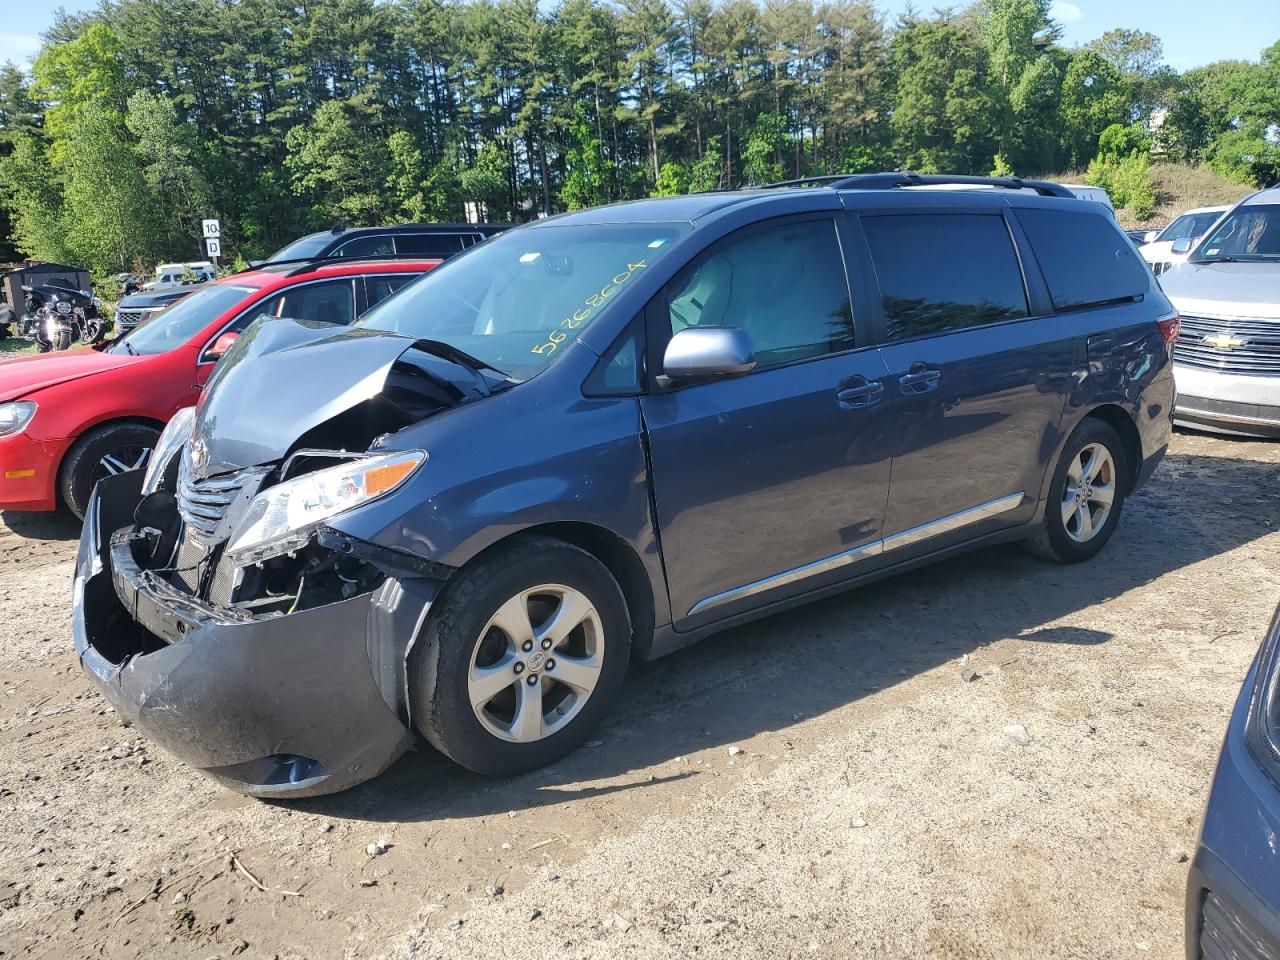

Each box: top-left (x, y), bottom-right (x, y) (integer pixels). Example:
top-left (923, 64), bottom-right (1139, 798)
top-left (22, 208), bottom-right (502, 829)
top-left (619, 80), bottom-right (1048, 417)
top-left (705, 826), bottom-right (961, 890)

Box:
top-left (1061, 442), bottom-right (1116, 543)
top-left (93, 445), bottom-right (152, 484)
top-left (468, 584), bottom-right (605, 743)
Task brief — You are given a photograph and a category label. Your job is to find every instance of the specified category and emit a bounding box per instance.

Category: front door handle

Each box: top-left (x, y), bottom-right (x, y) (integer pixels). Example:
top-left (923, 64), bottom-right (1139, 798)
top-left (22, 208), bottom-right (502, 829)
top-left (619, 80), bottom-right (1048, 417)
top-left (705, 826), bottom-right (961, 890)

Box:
top-left (898, 365), bottom-right (941, 393)
top-left (836, 378), bottom-right (884, 409)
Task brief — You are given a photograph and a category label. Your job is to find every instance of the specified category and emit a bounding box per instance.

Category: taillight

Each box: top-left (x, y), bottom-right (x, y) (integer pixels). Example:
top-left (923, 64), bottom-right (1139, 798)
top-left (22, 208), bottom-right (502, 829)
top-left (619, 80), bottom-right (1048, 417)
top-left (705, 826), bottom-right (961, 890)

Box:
top-left (1157, 316), bottom-right (1181, 343)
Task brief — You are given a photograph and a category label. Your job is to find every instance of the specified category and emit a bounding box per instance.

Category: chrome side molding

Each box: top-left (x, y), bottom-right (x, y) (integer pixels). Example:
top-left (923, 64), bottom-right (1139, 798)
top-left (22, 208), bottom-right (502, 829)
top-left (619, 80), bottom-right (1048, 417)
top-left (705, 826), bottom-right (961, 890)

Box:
top-left (687, 492), bottom-right (1026, 617)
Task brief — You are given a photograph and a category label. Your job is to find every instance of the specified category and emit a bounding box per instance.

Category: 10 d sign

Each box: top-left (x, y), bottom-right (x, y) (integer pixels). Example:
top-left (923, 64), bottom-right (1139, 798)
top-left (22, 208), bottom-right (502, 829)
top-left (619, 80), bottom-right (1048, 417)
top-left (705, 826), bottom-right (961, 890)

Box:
top-left (201, 218), bottom-right (221, 239)
top-left (205, 238), bottom-right (222, 258)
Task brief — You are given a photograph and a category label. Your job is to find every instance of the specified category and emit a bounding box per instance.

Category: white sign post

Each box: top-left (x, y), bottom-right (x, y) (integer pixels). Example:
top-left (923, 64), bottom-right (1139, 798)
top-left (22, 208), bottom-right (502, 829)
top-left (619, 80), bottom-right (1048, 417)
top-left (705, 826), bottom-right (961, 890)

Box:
top-left (201, 219), bottom-right (222, 267)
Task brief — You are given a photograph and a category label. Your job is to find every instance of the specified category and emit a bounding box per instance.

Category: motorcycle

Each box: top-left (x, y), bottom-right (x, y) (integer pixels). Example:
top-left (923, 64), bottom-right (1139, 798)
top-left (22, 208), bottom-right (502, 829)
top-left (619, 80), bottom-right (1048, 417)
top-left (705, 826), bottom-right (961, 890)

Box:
top-left (19, 283), bottom-right (106, 352)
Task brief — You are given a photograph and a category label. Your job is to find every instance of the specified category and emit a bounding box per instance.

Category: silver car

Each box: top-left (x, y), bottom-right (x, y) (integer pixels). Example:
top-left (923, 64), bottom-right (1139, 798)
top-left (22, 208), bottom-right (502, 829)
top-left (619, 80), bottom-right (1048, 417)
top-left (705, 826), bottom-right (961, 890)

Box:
top-left (1161, 187), bottom-right (1280, 438)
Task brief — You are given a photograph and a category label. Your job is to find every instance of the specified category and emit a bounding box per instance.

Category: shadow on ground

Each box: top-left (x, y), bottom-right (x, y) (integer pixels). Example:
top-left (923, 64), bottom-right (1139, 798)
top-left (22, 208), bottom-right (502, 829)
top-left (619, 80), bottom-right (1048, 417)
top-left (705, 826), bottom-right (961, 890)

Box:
top-left (0, 509), bottom-right (81, 542)
top-left (268, 448), bottom-right (1280, 822)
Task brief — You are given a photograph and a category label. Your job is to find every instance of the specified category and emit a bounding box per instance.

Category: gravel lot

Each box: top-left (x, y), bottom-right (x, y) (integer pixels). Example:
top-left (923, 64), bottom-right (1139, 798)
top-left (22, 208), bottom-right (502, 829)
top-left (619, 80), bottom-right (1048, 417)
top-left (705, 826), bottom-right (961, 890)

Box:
top-left (0, 429), bottom-right (1277, 960)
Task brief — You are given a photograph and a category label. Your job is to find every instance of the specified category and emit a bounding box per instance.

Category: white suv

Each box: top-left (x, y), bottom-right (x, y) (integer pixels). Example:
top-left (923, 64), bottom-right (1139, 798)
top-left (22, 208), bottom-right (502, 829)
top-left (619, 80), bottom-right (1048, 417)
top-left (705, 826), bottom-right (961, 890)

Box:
top-left (1140, 205), bottom-right (1230, 278)
top-left (1161, 189), bottom-right (1280, 437)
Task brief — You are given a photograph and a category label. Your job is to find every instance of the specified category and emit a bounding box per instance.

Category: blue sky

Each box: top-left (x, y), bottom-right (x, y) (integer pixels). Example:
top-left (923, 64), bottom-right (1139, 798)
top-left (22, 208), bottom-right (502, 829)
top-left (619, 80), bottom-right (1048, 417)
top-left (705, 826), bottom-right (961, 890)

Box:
top-left (3, 0), bottom-right (1278, 72)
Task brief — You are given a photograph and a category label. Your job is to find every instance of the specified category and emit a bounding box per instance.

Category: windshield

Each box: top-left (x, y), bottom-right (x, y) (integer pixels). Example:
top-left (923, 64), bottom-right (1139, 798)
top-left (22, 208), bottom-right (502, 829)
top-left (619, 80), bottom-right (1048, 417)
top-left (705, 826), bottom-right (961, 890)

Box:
top-left (1192, 204), bottom-right (1280, 262)
top-left (1156, 211), bottom-right (1224, 244)
top-left (264, 232), bottom-right (333, 264)
top-left (110, 284), bottom-right (256, 356)
top-left (356, 222), bottom-right (687, 380)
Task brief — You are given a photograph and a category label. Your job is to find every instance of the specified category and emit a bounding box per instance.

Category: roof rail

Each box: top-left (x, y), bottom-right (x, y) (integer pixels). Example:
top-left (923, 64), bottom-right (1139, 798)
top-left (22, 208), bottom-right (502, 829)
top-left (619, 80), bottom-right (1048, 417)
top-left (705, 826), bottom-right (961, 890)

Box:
top-left (761, 171), bottom-right (1076, 199)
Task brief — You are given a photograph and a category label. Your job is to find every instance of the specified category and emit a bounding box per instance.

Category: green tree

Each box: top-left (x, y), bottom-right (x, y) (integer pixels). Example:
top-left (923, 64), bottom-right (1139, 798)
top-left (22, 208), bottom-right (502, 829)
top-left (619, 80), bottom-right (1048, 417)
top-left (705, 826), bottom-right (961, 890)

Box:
top-left (285, 99), bottom-right (393, 224)
top-left (1058, 50), bottom-right (1128, 166)
top-left (891, 20), bottom-right (995, 173)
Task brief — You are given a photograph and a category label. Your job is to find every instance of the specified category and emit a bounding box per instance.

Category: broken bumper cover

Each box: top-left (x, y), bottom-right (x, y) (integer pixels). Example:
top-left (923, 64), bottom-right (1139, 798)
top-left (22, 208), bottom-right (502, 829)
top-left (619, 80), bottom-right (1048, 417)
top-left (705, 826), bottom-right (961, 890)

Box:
top-left (72, 472), bottom-right (437, 799)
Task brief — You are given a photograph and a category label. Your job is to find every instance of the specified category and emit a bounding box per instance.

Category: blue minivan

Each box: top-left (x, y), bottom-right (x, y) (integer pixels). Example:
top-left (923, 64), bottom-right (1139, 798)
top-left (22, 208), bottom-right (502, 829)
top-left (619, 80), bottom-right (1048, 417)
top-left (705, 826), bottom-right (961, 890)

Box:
top-left (74, 174), bottom-right (1178, 797)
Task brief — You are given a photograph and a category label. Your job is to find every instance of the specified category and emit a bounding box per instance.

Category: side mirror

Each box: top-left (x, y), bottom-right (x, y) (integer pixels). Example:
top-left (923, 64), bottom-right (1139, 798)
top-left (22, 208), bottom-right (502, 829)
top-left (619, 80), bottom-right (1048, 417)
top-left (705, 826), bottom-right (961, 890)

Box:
top-left (1171, 238), bottom-right (1193, 255)
top-left (1143, 230), bottom-right (1159, 244)
top-left (206, 331), bottom-right (239, 360)
top-left (662, 327), bottom-right (755, 382)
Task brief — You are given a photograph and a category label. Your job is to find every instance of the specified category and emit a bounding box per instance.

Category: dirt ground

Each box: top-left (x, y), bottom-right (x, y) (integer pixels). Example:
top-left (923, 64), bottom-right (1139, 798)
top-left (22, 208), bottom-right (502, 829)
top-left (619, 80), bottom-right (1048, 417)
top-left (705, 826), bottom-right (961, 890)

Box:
top-left (0, 429), bottom-right (1277, 960)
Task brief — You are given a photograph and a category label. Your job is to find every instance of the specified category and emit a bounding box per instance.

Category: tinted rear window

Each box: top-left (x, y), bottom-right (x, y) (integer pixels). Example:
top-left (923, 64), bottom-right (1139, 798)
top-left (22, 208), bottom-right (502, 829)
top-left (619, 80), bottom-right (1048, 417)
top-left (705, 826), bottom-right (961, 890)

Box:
top-left (1018, 208), bottom-right (1149, 311)
top-left (395, 233), bottom-right (468, 257)
top-left (862, 214), bottom-right (1029, 342)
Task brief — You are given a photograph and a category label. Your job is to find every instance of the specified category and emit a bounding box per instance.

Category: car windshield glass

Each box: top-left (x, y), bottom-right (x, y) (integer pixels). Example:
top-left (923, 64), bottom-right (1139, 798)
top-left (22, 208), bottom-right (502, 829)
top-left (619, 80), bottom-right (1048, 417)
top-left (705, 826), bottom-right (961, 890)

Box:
top-left (356, 223), bottom-right (688, 380)
top-left (109, 284), bottom-right (256, 356)
top-left (264, 233), bottom-right (333, 264)
top-left (1156, 211), bottom-right (1223, 243)
top-left (1193, 205), bottom-right (1280, 261)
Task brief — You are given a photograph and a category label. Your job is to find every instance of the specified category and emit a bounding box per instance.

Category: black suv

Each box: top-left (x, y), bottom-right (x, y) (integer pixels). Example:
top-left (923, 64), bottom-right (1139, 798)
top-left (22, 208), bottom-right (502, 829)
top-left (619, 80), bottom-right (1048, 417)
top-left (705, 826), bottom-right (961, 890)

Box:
top-left (262, 222), bottom-right (511, 265)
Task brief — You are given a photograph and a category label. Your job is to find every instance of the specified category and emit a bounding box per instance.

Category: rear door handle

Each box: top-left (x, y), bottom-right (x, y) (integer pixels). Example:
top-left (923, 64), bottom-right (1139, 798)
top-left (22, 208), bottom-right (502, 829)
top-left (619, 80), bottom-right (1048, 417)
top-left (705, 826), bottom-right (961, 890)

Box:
top-left (898, 366), bottom-right (941, 393)
top-left (836, 378), bottom-right (884, 409)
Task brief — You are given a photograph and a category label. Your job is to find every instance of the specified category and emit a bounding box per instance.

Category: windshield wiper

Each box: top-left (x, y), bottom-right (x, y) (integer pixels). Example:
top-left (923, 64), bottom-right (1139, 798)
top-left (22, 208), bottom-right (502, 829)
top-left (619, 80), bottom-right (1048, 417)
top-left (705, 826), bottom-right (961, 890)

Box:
top-left (409, 338), bottom-right (515, 397)
top-left (411, 339), bottom-right (508, 378)
top-left (120, 339), bottom-right (138, 356)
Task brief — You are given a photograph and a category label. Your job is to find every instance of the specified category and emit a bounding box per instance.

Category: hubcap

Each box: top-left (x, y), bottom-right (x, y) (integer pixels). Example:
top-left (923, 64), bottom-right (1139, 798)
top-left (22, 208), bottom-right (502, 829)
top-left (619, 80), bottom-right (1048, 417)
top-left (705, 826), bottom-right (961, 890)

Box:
top-left (467, 584), bottom-right (604, 744)
top-left (1061, 442), bottom-right (1116, 543)
top-left (94, 445), bottom-right (152, 484)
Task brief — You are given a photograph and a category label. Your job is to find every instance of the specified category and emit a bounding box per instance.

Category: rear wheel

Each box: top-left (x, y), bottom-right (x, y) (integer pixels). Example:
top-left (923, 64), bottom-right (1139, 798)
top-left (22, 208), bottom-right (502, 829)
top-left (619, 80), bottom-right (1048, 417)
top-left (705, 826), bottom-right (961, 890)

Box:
top-left (59, 423), bottom-right (159, 520)
top-left (1023, 418), bottom-right (1128, 564)
top-left (408, 536), bottom-right (631, 776)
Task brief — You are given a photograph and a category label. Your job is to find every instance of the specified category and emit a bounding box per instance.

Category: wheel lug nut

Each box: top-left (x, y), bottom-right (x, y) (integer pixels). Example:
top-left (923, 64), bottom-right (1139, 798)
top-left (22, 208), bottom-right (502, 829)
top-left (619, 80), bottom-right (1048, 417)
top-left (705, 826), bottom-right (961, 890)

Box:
top-left (545, 659), bottom-right (555, 671)
top-left (541, 639), bottom-right (552, 650)
top-left (514, 662), bottom-right (524, 674)
top-left (526, 675), bottom-right (538, 685)
top-left (522, 640), bottom-right (533, 652)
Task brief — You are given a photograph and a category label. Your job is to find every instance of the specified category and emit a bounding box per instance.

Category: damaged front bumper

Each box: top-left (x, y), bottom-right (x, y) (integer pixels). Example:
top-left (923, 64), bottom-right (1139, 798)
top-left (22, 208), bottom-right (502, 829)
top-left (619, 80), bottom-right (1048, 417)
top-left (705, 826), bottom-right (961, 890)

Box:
top-left (72, 471), bottom-right (444, 798)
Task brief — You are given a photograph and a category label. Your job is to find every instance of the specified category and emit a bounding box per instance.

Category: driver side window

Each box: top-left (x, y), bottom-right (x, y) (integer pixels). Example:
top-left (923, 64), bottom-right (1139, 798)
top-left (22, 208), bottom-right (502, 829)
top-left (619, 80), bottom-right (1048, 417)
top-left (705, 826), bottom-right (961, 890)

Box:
top-left (665, 218), bottom-right (856, 370)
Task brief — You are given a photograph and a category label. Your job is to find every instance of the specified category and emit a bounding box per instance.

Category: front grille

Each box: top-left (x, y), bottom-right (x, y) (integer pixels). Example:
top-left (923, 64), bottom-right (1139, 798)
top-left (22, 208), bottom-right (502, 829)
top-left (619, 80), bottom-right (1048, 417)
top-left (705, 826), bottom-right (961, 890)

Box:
top-left (115, 308), bottom-right (156, 329)
top-left (1150, 261), bottom-right (1172, 276)
top-left (176, 457), bottom-right (254, 540)
top-left (1175, 314), bottom-right (1280, 376)
top-left (1199, 892), bottom-right (1280, 960)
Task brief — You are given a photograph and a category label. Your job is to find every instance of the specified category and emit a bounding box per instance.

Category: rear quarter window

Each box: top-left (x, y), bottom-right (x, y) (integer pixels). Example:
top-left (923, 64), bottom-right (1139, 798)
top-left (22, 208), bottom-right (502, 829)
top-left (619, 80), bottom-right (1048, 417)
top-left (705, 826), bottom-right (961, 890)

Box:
top-left (1017, 208), bottom-right (1150, 311)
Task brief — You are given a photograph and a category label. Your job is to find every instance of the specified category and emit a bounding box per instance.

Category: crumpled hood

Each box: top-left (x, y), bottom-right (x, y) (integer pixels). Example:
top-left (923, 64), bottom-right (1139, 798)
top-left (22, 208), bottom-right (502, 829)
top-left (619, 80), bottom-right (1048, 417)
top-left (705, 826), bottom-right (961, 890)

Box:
top-left (1160, 261), bottom-right (1280, 319)
top-left (0, 348), bottom-right (146, 403)
top-left (191, 318), bottom-right (418, 478)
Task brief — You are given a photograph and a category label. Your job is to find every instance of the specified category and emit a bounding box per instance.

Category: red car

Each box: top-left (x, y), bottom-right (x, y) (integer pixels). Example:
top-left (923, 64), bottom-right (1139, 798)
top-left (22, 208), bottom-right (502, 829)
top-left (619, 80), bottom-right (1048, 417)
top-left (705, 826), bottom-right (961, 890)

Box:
top-left (0, 258), bottom-right (437, 517)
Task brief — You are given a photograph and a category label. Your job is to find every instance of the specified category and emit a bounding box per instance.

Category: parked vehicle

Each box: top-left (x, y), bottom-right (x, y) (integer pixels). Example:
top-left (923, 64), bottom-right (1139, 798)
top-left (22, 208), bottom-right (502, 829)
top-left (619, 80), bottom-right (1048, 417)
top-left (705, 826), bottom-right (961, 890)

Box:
top-left (115, 273), bottom-right (147, 297)
top-left (74, 173), bottom-right (1176, 798)
top-left (143, 262), bottom-right (216, 291)
top-left (1140, 205), bottom-right (1230, 277)
top-left (261, 221), bottom-right (511, 265)
top-left (0, 258), bottom-right (438, 517)
top-left (1160, 187), bottom-right (1280, 437)
top-left (1062, 184), bottom-right (1115, 212)
top-left (1185, 602), bottom-right (1280, 960)
top-left (114, 287), bottom-right (199, 334)
top-left (18, 282), bottom-right (105, 351)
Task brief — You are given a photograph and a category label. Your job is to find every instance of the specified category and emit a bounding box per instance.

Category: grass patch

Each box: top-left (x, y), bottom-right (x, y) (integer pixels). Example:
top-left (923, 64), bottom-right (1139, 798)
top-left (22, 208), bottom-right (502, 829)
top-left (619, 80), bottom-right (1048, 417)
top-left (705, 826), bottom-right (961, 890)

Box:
top-left (0, 337), bottom-right (35, 358)
top-left (1042, 163), bottom-right (1251, 230)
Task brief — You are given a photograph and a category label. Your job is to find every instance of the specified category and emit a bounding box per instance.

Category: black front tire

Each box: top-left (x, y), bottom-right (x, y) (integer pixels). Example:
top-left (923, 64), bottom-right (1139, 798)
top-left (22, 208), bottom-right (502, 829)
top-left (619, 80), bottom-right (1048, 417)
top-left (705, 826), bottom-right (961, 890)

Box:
top-left (51, 329), bottom-right (71, 351)
top-left (407, 535), bottom-right (631, 777)
top-left (59, 423), bottom-right (160, 520)
top-left (1023, 417), bottom-right (1129, 564)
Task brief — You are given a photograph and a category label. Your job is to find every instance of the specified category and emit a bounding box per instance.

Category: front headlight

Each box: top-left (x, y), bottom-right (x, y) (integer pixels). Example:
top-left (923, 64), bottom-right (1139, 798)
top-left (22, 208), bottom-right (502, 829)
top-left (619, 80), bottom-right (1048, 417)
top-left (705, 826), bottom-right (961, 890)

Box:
top-left (226, 450), bottom-right (426, 564)
top-left (1246, 605), bottom-right (1280, 784)
top-left (55, 300), bottom-right (72, 316)
top-left (141, 406), bottom-right (195, 495)
top-left (0, 400), bottom-right (37, 438)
